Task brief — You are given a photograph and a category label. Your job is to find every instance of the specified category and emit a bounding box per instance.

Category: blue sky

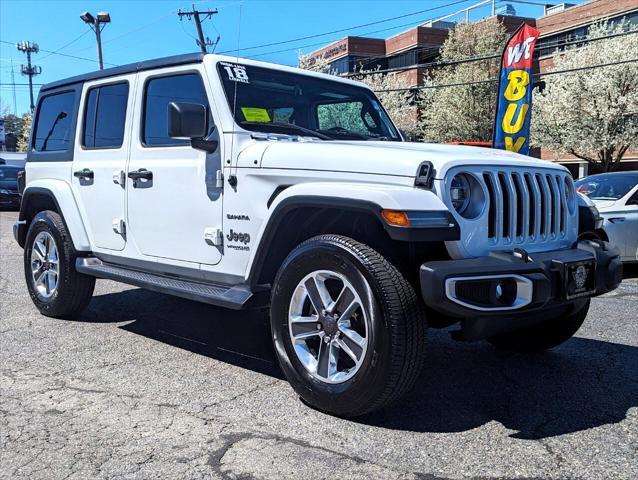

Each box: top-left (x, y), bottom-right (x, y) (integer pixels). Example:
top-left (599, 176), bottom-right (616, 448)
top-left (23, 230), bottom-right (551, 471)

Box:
top-left (1, 0), bottom-right (581, 114)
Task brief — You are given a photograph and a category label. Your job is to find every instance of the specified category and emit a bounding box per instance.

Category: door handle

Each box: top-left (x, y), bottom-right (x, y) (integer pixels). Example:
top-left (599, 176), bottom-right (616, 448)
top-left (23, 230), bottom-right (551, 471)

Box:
top-left (608, 217), bottom-right (625, 223)
top-left (73, 168), bottom-right (94, 180)
top-left (127, 169), bottom-right (153, 181)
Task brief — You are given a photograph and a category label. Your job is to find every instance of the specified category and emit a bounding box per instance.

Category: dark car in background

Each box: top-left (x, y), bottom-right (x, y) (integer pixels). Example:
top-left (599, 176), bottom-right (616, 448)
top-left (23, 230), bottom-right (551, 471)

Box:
top-left (0, 165), bottom-right (23, 211)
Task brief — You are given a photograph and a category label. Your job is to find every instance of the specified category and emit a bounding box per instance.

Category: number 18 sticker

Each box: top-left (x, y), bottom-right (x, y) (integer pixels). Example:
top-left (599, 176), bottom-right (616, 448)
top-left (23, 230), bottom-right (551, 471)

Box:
top-left (222, 63), bottom-right (249, 83)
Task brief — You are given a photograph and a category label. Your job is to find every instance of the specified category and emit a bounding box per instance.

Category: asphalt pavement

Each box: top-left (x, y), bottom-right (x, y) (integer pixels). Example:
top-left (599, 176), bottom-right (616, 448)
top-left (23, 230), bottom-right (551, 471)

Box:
top-left (1, 211), bottom-right (637, 479)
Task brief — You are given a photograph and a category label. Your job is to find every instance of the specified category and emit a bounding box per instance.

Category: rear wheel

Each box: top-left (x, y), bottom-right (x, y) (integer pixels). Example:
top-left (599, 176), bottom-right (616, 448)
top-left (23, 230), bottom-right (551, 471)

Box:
top-left (488, 299), bottom-right (590, 352)
top-left (24, 211), bottom-right (95, 319)
top-left (270, 235), bottom-right (427, 417)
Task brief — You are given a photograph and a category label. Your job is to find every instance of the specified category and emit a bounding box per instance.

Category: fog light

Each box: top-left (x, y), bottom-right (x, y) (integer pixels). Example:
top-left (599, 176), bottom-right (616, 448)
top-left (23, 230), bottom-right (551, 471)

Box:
top-left (493, 278), bottom-right (517, 306)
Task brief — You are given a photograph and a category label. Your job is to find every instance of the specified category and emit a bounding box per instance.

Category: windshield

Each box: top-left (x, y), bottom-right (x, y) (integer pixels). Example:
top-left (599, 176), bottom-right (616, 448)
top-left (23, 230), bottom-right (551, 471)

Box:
top-left (217, 62), bottom-right (401, 141)
top-left (575, 173), bottom-right (638, 200)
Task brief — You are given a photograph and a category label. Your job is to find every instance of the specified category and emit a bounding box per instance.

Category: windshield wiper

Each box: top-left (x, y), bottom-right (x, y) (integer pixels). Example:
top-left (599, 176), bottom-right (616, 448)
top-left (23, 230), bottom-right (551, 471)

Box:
top-left (240, 121), bottom-right (331, 140)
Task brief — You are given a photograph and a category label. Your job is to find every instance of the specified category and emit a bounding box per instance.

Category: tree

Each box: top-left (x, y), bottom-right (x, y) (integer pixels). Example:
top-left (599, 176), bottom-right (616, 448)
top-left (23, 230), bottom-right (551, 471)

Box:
top-left (352, 70), bottom-right (420, 138)
top-left (17, 112), bottom-right (32, 152)
top-left (419, 17), bottom-right (507, 143)
top-left (531, 22), bottom-right (638, 172)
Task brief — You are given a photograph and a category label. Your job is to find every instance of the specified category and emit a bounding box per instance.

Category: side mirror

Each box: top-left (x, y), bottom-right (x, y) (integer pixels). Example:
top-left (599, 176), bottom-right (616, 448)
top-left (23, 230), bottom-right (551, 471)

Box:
top-left (167, 102), bottom-right (218, 153)
top-left (168, 102), bottom-right (207, 139)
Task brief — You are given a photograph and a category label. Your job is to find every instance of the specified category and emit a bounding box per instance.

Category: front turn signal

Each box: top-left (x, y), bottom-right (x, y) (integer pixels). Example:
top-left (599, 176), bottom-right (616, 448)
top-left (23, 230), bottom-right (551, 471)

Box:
top-left (381, 210), bottom-right (410, 227)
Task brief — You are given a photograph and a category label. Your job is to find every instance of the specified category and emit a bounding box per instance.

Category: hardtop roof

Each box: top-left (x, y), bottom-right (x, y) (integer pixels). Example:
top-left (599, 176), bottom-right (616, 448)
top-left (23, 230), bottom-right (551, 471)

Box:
top-left (41, 52), bottom-right (205, 92)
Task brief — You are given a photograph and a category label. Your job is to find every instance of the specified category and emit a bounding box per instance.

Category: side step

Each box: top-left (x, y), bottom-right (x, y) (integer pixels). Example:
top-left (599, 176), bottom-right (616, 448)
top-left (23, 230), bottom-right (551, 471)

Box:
top-left (76, 258), bottom-right (256, 310)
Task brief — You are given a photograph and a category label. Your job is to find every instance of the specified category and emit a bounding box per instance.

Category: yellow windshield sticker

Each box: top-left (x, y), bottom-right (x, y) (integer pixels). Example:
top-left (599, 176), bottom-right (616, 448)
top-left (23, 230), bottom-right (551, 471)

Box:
top-left (241, 107), bottom-right (271, 123)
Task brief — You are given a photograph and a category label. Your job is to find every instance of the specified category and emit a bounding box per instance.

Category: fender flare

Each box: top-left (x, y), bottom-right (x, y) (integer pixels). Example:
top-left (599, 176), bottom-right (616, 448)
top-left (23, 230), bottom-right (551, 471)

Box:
top-left (18, 181), bottom-right (91, 251)
top-left (246, 182), bottom-right (458, 287)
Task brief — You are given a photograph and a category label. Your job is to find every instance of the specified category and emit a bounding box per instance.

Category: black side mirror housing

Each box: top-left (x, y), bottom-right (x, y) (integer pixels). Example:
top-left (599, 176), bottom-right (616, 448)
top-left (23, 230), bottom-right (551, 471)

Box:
top-left (168, 102), bottom-right (207, 138)
top-left (167, 102), bottom-right (218, 153)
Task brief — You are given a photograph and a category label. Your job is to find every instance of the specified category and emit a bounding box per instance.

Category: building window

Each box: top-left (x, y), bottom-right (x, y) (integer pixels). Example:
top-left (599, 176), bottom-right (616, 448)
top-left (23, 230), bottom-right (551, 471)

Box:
top-left (33, 91), bottom-right (76, 152)
top-left (143, 73), bottom-right (209, 146)
top-left (83, 82), bottom-right (129, 149)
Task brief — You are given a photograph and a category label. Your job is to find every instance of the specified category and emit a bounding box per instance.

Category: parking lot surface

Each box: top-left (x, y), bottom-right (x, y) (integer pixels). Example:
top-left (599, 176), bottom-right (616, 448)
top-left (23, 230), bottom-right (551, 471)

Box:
top-left (1, 211), bottom-right (637, 479)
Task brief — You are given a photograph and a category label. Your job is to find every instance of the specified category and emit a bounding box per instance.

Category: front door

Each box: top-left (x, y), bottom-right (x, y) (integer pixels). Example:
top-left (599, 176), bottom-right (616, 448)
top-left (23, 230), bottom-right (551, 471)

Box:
top-left (126, 67), bottom-right (223, 266)
top-left (72, 77), bottom-right (133, 251)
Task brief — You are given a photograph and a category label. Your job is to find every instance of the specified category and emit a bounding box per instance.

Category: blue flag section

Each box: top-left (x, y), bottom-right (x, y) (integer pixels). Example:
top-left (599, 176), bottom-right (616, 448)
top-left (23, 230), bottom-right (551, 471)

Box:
top-left (492, 24), bottom-right (540, 155)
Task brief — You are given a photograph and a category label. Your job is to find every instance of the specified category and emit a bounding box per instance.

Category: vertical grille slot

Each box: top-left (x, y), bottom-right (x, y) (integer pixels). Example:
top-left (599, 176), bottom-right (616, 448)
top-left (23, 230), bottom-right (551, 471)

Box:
top-left (536, 173), bottom-right (549, 237)
top-left (512, 173), bottom-right (526, 239)
top-left (484, 173), bottom-right (496, 239)
top-left (547, 174), bottom-right (560, 237)
top-left (557, 174), bottom-right (567, 235)
top-left (523, 173), bottom-right (538, 238)
top-left (498, 173), bottom-right (510, 239)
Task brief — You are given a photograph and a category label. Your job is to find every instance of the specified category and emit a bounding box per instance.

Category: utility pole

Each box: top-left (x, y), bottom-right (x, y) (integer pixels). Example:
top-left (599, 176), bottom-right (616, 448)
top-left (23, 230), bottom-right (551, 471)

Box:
top-left (16, 41), bottom-right (41, 112)
top-left (80, 11), bottom-right (111, 70)
top-left (177, 5), bottom-right (220, 53)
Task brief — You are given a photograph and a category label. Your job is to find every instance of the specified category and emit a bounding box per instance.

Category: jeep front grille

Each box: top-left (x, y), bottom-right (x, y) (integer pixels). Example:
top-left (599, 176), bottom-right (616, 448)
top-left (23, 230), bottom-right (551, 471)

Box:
top-left (442, 166), bottom-right (578, 259)
top-left (482, 171), bottom-right (571, 243)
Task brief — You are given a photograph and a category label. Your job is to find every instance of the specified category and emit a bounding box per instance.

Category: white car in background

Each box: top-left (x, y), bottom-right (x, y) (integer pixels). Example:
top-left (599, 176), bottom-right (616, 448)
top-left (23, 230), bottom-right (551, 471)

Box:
top-left (576, 172), bottom-right (638, 263)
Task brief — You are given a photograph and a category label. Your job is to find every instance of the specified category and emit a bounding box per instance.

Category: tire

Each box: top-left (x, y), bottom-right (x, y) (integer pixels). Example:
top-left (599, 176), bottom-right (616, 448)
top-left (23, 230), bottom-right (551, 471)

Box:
top-left (270, 234), bottom-right (427, 417)
top-left (488, 299), bottom-right (590, 352)
top-left (24, 210), bottom-right (95, 319)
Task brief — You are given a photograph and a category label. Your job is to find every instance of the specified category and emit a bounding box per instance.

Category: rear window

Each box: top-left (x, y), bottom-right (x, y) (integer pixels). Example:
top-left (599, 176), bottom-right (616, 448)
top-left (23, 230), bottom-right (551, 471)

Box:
top-left (83, 82), bottom-right (129, 149)
top-left (33, 91), bottom-right (76, 152)
top-left (0, 167), bottom-right (19, 181)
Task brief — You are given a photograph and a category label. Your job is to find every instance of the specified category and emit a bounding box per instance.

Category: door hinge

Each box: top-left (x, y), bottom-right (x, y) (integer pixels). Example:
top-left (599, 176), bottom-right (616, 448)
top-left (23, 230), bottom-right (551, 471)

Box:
top-left (204, 228), bottom-right (223, 246)
top-left (112, 218), bottom-right (126, 235)
top-left (215, 170), bottom-right (224, 189)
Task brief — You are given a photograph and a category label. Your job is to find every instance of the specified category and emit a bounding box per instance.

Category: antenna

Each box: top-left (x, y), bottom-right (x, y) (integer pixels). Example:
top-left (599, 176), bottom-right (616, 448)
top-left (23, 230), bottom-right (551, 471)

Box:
top-left (228, 4), bottom-right (243, 187)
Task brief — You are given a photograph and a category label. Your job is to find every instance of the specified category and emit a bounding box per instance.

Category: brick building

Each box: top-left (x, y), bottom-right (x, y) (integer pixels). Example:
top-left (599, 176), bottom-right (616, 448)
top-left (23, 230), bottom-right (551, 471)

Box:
top-left (306, 0), bottom-right (638, 176)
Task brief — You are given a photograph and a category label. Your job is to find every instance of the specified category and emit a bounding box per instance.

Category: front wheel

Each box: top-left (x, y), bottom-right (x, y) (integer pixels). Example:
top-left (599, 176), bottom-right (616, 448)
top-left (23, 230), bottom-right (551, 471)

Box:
top-left (270, 235), bottom-right (427, 417)
top-left (24, 211), bottom-right (95, 319)
top-left (488, 299), bottom-right (590, 352)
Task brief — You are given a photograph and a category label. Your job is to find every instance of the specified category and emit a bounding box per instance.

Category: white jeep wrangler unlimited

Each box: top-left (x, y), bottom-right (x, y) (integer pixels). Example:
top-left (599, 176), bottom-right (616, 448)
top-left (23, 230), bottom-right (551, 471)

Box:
top-left (15, 53), bottom-right (622, 417)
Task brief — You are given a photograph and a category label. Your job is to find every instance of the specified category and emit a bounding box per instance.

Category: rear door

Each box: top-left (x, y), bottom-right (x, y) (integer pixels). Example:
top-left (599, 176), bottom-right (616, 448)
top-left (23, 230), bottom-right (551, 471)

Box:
top-left (72, 77), bottom-right (133, 251)
top-left (126, 66), bottom-right (223, 265)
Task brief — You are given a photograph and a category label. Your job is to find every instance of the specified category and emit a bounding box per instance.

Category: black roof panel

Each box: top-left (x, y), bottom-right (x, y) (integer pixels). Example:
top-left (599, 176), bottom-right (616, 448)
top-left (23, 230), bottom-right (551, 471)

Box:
top-left (41, 52), bottom-right (206, 91)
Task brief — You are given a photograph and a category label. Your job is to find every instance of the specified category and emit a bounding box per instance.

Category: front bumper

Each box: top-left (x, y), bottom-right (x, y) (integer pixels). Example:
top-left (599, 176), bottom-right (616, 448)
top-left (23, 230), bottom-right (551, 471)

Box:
top-left (421, 241), bottom-right (622, 338)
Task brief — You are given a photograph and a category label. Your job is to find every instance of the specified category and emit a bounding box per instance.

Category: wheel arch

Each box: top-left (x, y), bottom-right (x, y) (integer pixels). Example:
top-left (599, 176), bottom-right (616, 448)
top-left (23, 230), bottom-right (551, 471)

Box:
top-left (247, 185), bottom-right (457, 290)
top-left (18, 182), bottom-right (91, 251)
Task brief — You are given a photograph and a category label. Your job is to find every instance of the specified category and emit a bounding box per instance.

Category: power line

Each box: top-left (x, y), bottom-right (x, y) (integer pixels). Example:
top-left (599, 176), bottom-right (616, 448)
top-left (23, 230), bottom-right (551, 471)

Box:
top-left (373, 58), bottom-right (638, 92)
top-left (346, 27), bottom-right (638, 78)
top-left (0, 40), bottom-right (119, 67)
top-left (37, 29), bottom-right (93, 62)
top-left (219, 0), bottom-right (474, 55)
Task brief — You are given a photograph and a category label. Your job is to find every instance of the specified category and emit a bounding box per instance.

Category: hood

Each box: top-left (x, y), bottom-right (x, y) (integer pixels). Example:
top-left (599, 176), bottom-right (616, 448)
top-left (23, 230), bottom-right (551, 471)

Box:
top-left (590, 198), bottom-right (619, 211)
top-left (259, 141), bottom-right (567, 178)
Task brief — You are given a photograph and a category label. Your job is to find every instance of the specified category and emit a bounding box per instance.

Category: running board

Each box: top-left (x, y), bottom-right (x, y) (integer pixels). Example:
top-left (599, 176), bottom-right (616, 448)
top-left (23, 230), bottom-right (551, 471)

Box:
top-left (76, 258), bottom-right (254, 310)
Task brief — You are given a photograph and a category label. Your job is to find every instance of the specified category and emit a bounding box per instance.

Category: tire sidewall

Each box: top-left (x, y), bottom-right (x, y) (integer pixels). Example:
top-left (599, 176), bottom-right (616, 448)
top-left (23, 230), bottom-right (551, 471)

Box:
top-left (24, 212), bottom-right (72, 314)
top-left (271, 239), bottom-right (394, 415)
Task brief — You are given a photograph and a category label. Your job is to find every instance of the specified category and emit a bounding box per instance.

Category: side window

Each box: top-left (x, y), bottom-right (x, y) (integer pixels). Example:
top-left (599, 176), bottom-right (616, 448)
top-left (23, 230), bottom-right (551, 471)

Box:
top-left (143, 73), bottom-right (209, 146)
top-left (83, 82), bottom-right (129, 149)
top-left (33, 91), bottom-right (76, 152)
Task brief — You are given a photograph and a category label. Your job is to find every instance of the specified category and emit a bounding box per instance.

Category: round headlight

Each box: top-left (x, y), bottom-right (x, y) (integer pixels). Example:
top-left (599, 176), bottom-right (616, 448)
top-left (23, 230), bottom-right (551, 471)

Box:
top-left (450, 174), bottom-right (471, 215)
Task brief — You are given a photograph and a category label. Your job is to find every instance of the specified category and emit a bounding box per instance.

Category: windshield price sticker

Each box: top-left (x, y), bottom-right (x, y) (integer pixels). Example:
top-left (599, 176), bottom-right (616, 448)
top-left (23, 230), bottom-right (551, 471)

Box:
top-left (221, 62), bottom-right (249, 83)
top-left (241, 107), bottom-right (271, 123)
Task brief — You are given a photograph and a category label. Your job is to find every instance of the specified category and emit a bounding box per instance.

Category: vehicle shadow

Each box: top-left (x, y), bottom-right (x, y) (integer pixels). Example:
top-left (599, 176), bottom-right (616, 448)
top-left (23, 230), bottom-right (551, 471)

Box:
top-left (84, 287), bottom-right (637, 440)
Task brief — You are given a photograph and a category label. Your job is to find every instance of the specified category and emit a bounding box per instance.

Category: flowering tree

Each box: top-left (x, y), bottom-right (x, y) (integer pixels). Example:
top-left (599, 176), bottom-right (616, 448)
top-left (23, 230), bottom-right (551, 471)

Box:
top-left (531, 22), bottom-right (638, 172)
top-left (419, 17), bottom-right (507, 143)
top-left (17, 112), bottom-right (32, 152)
